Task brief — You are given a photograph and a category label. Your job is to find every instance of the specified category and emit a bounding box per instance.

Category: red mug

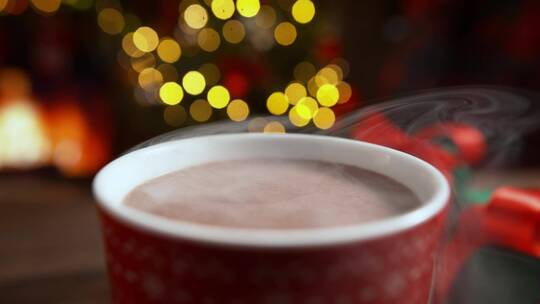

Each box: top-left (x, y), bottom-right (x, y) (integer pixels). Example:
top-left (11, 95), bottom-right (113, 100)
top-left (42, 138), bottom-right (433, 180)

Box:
top-left (93, 134), bottom-right (450, 304)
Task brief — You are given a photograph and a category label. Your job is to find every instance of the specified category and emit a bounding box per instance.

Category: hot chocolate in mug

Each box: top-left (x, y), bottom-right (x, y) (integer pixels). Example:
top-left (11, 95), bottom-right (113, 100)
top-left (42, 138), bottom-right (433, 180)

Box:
top-left (93, 133), bottom-right (450, 304)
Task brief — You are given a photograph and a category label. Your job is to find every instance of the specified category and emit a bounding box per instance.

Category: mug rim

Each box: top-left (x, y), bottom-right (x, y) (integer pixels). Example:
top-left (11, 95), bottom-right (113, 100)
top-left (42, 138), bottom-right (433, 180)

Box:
top-left (93, 133), bottom-right (450, 248)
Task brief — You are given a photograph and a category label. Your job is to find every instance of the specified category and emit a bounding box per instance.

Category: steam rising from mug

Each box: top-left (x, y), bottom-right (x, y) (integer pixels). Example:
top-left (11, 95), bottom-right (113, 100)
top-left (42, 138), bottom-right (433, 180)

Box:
top-left (133, 86), bottom-right (540, 167)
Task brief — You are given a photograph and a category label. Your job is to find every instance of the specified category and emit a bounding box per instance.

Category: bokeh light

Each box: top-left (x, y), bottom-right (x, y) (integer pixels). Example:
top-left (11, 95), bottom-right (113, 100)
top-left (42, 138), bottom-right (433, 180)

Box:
top-left (291, 0), bottom-right (315, 24)
top-left (331, 57), bottom-right (350, 78)
top-left (122, 33), bottom-right (144, 58)
top-left (307, 76), bottom-right (319, 97)
top-left (197, 28), bottom-right (221, 52)
top-left (184, 4), bottom-right (208, 29)
top-left (222, 20), bottom-right (245, 44)
top-left (317, 66), bottom-right (339, 85)
top-left (98, 8), bottom-right (125, 35)
top-left (326, 64), bottom-right (344, 81)
top-left (30, 0), bottom-right (61, 14)
top-left (296, 96), bottom-right (318, 118)
top-left (130, 53), bottom-right (156, 72)
top-left (250, 29), bottom-right (275, 51)
top-left (157, 64), bottom-right (179, 82)
top-left (207, 85), bottom-right (230, 108)
top-left (294, 61), bottom-right (316, 83)
top-left (263, 121), bottom-right (286, 134)
top-left (313, 107), bottom-right (335, 129)
top-left (163, 105), bottom-right (187, 127)
top-left (284, 82), bottom-right (306, 105)
top-left (316, 83), bottom-right (339, 106)
top-left (138, 67), bottom-right (163, 91)
top-left (159, 82), bottom-right (184, 105)
top-left (190, 99), bottom-right (213, 122)
top-left (0, 0), bottom-right (8, 12)
top-left (288, 105), bottom-right (310, 127)
top-left (255, 5), bottom-right (276, 29)
top-left (157, 38), bottom-right (181, 63)
top-left (274, 22), bottom-right (297, 46)
top-left (266, 92), bottom-right (289, 115)
top-left (211, 0), bottom-right (235, 20)
top-left (236, 0), bottom-right (260, 18)
top-left (199, 63), bottom-right (221, 86)
top-left (226, 99), bottom-right (250, 121)
top-left (133, 26), bottom-right (159, 52)
top-left (182, 71), bottom-right (206, 95)
top-left (336, 81), bottom-right (352, 104)
top-left (248, 117), bottom-right (268, 132)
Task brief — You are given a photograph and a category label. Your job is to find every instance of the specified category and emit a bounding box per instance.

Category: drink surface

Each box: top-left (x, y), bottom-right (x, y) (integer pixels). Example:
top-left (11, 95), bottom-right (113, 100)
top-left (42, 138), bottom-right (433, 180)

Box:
top-left (123, 159), bottom-right (420, 229)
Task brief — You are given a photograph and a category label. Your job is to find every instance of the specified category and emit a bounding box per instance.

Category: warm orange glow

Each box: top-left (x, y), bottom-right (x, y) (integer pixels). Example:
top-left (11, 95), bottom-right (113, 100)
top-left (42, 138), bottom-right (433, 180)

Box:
top-left (97, 8), bottom-right (125, 35)
top-left (30, 0), bottom-right (61, 14)
top-left (198, 28), bottom-right (221, 52)
top-left (274, 22), bottom-right (297, 46)
top-left (0, 69), bottom-right (109, 176)
top-left (0, 101), bottom-right (51, 169)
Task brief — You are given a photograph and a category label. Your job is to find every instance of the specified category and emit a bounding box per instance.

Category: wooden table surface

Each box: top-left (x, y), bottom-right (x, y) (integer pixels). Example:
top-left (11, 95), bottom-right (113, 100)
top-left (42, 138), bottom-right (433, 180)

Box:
top-left (0, 170), bottom-right (538, 303)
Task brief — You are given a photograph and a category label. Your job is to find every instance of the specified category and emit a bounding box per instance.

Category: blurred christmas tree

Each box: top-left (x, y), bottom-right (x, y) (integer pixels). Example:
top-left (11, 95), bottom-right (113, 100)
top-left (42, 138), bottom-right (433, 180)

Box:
top-left (1, 0), bottom-right (359, 135)
top-left (95, 0), bottom-right (359, 132)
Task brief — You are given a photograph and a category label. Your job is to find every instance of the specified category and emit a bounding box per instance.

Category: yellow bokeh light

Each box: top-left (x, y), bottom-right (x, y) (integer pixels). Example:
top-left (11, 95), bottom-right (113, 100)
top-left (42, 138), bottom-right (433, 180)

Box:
top-left (316, 84), bottom-right (339, 107)
top-left (288, 105), bottom-right (310, 127)
top-left (337, 81), bottom-right (352, 104)
top-left (97, 8), bottom-right (125, 35)
top-left (184, 4), bottom-right (208, 29)
top-left (222, 20), bottom-right (245, 44)
top-left (236, 0), bottom-right (260, 18)
top-left (157, 38), bottom-right (181, 63)
top-left (131, 53), bottom-right (155, 72)
top-left (163, 105), bottom-right (187, 127)
top-left (199, 63), bottom-right (221, 86)
top-left (133, 26), bottom-right (159, 52)
top-left (122, 33), bottom-right (144, 58)
top-left (291, 0), bottom-right (315, 24)
top-left (294, 61), bottom-right (316, 83)
top-left (157, 64), bottom-right (178, 82)
top-left (317, 67), bottom-right (339, 85)
top-left (159, 82), bottom-right (184, 105)
top-left (182, 71), bottom-right (206, 95)
top-left (263, 121), bottom-right (286, 134)
top-left (266, 92), bottom-right (289, 115)
top-left (190, 99), bottom-right (213, 122)
top-left (255, 5), bottom-right (276, 29)
top-left (248, 117), bottom-right (268, 132)
top-left (227, 99), bottom-right (250, 121)
top-left (331, 57), bottom-right (350, 78)
top-left (326, 64), bottom-right (344, 81)
top-left (284, 82), bottom-right (306, 105)
top-left (207, 85), bottom-right (230, 109)
top-left (138, 68), bottom-right (163, 91)
top-left (197, 28), bottom-right (221, 52)
top-left (274, 22), bottom-right (297, 46)
top-left (296, 97), bottom-right (318, 118)
top-left (211, 0), bottom-right (235, 20)
top-left (31, 0), bottom-right (61, 14)
top-left (307, 76), bottom-right (319, 97)
top-left (313, 107), bottom-right (336, 129)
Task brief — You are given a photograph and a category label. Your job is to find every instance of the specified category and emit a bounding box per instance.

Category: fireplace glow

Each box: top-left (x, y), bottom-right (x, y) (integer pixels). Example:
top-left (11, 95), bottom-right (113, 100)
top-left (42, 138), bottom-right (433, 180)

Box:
top-left (0, 100), bottom-right (51, 169)
top-left (0, 68), bottom-right (110, 176)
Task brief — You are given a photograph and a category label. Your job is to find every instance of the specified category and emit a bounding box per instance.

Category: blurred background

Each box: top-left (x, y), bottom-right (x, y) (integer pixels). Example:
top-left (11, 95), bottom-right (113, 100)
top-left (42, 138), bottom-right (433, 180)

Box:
top-left (0, 0), bottom-right (539, 303)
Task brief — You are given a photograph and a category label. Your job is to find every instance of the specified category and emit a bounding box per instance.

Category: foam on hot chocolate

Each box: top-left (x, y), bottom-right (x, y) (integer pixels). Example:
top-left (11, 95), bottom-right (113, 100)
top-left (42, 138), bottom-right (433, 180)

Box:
top-left (123, 159), bottom-right (420, 229)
